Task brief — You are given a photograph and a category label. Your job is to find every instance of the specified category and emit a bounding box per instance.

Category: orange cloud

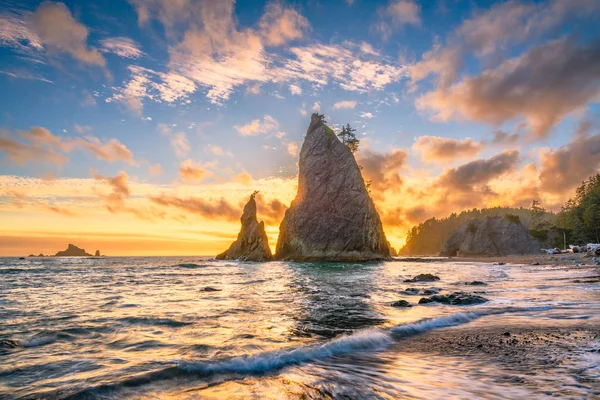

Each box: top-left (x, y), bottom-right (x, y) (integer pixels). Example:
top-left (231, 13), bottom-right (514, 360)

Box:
top-left (32, 2), bottom-right (106, 67)
top-left (413, 135), bottom-right (483, 162)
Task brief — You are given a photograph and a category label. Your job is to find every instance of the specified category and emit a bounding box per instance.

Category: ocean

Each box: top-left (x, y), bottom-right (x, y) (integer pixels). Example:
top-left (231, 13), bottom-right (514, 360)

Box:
top-left (1, 257), bottom-right (599, 399)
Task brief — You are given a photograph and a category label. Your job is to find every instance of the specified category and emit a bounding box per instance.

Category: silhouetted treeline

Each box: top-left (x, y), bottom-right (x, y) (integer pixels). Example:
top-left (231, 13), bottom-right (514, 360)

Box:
top-left (400, 207), bottom-right (556, 255)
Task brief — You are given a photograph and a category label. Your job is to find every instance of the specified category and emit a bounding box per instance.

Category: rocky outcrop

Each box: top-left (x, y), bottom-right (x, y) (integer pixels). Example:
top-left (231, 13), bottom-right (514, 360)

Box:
top-left (275, 114), bottom-right (391, 262)
top-left (55, 244), bottom-right (91, 257)
top-left (216, 193), bottom-right (272, 262)
top-left (419, 292), bottom-right (488, 305)
top-left (94, 250), bottom-right (100, 257)
top-left (440, 216), bottom-right (542, 257)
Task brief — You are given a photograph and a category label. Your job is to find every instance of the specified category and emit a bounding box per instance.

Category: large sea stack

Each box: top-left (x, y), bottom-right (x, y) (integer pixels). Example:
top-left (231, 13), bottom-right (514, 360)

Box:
top-left (216, 193), bottom-right (272, 261)
top-left (440, 216), bottom-right (542, 257)
top-left (275, 114), bottom-right (391, 262)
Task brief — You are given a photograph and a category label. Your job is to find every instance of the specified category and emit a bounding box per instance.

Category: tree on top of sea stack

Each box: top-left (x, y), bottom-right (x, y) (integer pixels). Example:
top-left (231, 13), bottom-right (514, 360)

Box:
top-left (275, 113), bottom-right (391, 262)
top-left (216, 192), bottom-right (272, 262)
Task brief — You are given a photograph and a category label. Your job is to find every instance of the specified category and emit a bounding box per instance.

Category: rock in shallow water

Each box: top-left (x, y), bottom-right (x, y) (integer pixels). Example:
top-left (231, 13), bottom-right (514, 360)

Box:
top-left (404, 273), bottom-right (440, 282)
top-left (391, 300), bottom-right (412, 307)
top-left (275, 114), bottom-right (391, 262)
top-left (216, 193), bottom-right (272, 262)
top-left (419, 292), bottom-right (488, 305)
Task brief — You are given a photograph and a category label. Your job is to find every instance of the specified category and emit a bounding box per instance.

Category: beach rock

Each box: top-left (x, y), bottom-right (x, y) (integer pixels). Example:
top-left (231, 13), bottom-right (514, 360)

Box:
top-left (466, 281), bottom-right (487, 286)
top-left (440, 217), bottom-right (542, 257)
top-left (55, 244), bottom-right (91, 257)
top-left (275, 114), bottom-right (391, 262)
top-left (391, 300), bottom-right (412, 307)
top-left (419, 292), bottom-right (488, 305)
top-left (201, 287), bottom-right (221, 292)
top-left (404, 273), bottom-right (440, 282)
top-left (401, 287), bottom-right (440, 296)
top-left (216, 193), bottom-right (273, 262)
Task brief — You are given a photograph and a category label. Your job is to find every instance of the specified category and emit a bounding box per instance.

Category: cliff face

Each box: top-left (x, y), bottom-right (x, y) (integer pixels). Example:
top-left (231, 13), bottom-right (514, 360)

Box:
top-left (55, 244), bottom-right (92, 257)
top-left (440, 217), bottom-right (542, 257)
top-left (275, 115), bottom-right (391, 262)
top-left (216, 194), bottom-right (272, 262)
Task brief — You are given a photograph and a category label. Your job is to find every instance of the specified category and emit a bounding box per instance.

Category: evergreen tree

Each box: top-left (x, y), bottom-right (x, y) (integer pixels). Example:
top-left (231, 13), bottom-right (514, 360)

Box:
top-left (337, 123), bottom-right (360, 153)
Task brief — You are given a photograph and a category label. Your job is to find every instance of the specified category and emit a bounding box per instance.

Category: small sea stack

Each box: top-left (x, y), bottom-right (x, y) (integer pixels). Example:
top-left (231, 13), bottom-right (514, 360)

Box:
top-left (216, 193), bottom-right (272, 262)
top-left (275, 113), bottom-right (391, 262)
top-left (55, 244), bottom-right (92, 257)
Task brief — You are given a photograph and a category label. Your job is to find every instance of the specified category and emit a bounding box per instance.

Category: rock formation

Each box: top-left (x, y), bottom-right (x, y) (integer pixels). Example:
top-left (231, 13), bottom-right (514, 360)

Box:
top-left (440, 216), bottom-right (541, 257)
top-left (216, 193), bottom-right (272, 262)
top-left (94, 250), bottom-right (100, 257)
top-left (55, 244), bottom-right (92, 257)
top-left (275, 114), bottom-right (391, 261)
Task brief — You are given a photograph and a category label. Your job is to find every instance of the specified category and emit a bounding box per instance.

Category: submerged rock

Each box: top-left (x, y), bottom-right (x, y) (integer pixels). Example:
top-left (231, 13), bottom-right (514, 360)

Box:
top-left (216, 193), bottom-right (273, 262)
top-left (391, 300), bottom-right (412, 308)
top-left (419, 292), bottom-right (488, 305)
top-left (55, 244), bottom-right (91, 257)
top-left (440, 217), bottom-right (541, 257)
top-left (275, 114), bottom-right (391, 262)
top-left (404, 273), bottom-right (440, 282)
top-left (401, 287), bottom-right (440, 295)
top-left (466, 281), bottom-right (487, 286)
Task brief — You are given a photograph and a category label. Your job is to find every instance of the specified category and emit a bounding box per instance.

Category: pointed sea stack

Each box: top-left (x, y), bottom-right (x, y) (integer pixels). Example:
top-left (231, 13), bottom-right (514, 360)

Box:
top-left (275, 114), bottom-right (391, 262)
top-left (216, 193), bottom-right (273, 261)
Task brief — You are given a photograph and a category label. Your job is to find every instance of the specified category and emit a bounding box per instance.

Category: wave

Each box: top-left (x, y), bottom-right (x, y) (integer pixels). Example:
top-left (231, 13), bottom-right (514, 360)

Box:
top-left (57, 307), bottom-right (548, 399)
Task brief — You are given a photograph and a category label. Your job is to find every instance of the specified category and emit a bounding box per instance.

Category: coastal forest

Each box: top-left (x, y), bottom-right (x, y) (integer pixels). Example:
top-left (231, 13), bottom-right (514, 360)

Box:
top-left (400, 174), bottom-right (600, 255)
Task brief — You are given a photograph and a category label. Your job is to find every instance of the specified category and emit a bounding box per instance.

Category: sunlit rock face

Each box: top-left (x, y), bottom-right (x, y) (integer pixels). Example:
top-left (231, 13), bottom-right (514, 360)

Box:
top-left (440, 216), bottom-right (542, 257)
top-left (216, 194), bottom-right (272, 262)
top-left (275, 114), bottom-right (391, 262)
top-left (55, 244), bottom-right (91, 257)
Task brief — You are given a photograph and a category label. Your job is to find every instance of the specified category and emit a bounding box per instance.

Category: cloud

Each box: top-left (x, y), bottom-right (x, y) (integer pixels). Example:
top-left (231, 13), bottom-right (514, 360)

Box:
top-left (539, 133), bottom-right (600, 194)
top-left (119, 1), bottom-right (403, 105)
top-left (311, 102), bottom-right (321, 112)
top-left (416, 37), bottom-right (600, 138)
top-left (31, 2), bottom-right (105, 67)
top-left (110, 66), bottom-right (197, 114)
top-left (357, 148), bottom-right (407, 197)
top-left (93, 170), bottom-right (155, 219)
top-left (360, 112), bottom-right (374, 119)
top-left (413, 136), bottom-right (484, 162)
top-left (375, 0), bottom-right (421, 39)
top-left (289, 84), bottom-right (302, 96)
top-left (0, 9), bottom-right (43, 54)
top-left (258, 2), bottom-right (309, 46)
top-left (158, 124), bottom-right (190, 158)
top-left (437, 150), bottom-right (520, 192)
top-left (234, 115), bottom-right (279, 136)
top-left (333, 100), bottom-right (357, 110)
top-left (100, 37), bottom-right (144, 59)
top-left (179, 159), bottom-right (211, 183)
top-left (285, 142), bottom-right (298, 157)
top-left (0, 126), bottom-right (135, 166)
top-left (491, 128), bottom-right (520, 146)
top-left (409, 0), bottom-right (600, 90)
top-left (276, 42), bottom-right (406, 93)
top-left (148, 193), bottom-right (240, 222)
top-left (148, 163), bottom-right (163, 176)
top-left (64, 136), bottom-right (136, 165)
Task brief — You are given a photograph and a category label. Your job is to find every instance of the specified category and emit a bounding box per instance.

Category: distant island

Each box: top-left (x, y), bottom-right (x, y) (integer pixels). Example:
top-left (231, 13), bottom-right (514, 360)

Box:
top-left (28, 244), bottom-right (104, 257)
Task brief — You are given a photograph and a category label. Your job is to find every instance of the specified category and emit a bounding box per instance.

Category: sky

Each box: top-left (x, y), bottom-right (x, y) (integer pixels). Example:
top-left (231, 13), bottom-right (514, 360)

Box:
top-left (1, 0), bottom-right (600, 256)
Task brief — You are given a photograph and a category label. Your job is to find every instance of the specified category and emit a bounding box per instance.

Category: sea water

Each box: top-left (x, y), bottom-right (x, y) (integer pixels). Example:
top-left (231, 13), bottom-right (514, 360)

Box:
top-left (1, 257), bottom-right (598, 399)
